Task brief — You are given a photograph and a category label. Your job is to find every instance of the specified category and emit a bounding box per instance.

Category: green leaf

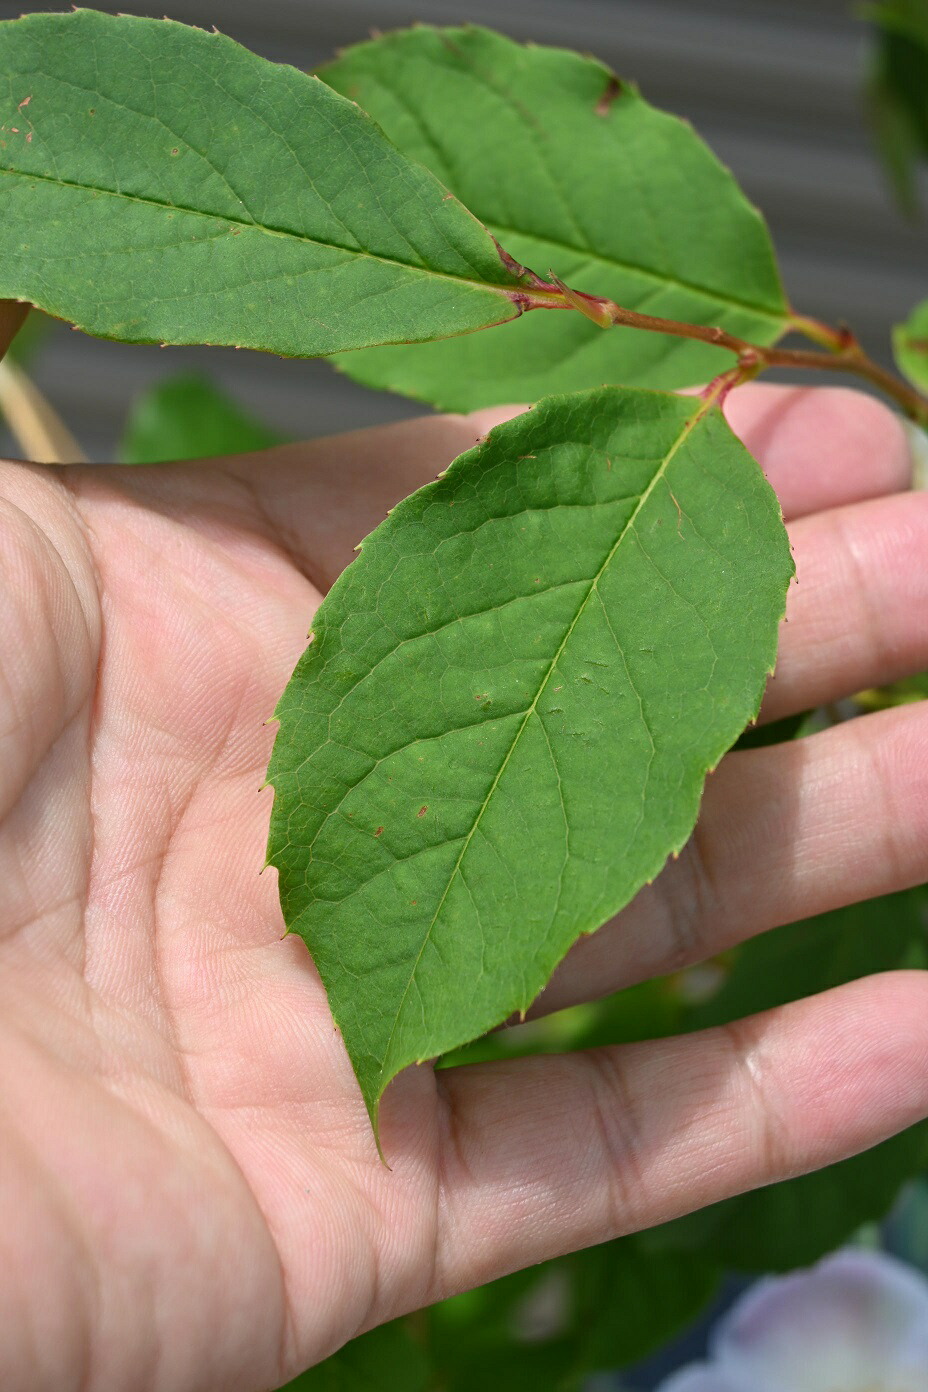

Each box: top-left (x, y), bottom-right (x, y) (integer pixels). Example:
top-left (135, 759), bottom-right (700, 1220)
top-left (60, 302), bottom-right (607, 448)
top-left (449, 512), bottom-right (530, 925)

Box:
top-left (439, 975), bottom-right (689, 1072)
top-left (322, 26), bottom-right (789, 411)
top-left (855, 670), bottom-right (928, 709)
top-left (431, 1265), bottom-right (548, 1354)
top-left (427, 1237), bottom-right (716, 1389)
top-left (4, 308), bottom-right (51, 370)
top-left (275, 1319), bottom-right (430, 1391)
top-left (894, 299), bottom-right (928, 389)
top-left (733, 708), bottom-right (811, 750)
top-left (429, 1266), bottom-right (575, 1392)
top-left (686, 1124), bottom-right (928, 1272)
top-left (120, 373), bottom-right (283, 464)
top-left (0, 309), bottom-right (52, 442)
top-left (865, 2), bottom-right (928, 215)
top-left (439, 1339), bottom-right (577, 1392)
top-left (565, 1237), bottom-right (718, 1378)
top-left (866, 0), bottom-right (928, 49)
top-left (267, 386), bottom-right (793, 1122)
top-left (687, 888), bottom-right (928, 1030)
top-left (0, 10), bottom-right (551, 357)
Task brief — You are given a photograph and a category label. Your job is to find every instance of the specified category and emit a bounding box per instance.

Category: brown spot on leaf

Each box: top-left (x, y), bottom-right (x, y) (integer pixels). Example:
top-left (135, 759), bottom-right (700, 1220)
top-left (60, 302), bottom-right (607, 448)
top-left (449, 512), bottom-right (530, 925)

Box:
top-left (596, 75), bottom-right (622, 116)
top-left (17, 96), bottom-right (31, 110)
top-left (375, 826), bottom-right (384, 837)
top-left (417, 806), bottom-right (428, 817)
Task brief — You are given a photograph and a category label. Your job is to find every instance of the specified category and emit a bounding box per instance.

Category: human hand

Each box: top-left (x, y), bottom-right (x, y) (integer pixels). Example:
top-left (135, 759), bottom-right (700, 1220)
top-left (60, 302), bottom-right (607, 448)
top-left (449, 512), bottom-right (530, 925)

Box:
top-left (2, 373), bottom-right (927, 1391)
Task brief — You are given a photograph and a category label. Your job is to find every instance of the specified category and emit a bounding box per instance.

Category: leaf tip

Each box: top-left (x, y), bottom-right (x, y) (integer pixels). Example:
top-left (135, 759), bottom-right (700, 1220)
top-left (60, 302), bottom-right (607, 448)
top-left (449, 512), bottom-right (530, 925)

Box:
top-left (361, 1086), bottom-right (391, 1166)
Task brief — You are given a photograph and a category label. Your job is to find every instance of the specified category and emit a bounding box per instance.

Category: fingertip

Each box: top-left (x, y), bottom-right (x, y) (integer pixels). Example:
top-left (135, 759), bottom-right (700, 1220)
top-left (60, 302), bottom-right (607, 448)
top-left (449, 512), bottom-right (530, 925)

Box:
top-left (787, 970), bottom-right (928, 1144)
top-left (722, 384), bottom-right (911, 519)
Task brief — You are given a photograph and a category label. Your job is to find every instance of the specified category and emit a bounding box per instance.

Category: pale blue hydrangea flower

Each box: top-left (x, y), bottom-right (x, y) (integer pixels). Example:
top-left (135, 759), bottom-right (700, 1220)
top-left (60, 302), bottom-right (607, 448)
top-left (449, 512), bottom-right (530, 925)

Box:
top-left (656, 1250), bottom-right (928, 1392)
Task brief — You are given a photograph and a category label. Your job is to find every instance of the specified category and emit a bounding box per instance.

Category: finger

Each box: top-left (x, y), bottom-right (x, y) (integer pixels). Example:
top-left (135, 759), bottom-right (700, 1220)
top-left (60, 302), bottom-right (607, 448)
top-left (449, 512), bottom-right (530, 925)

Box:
top-left (0, 463), bottom-right (100, 976)
top-left (532, 701), bottom-right (928, 1016)
top-left (165, 384), bottom-right (910, 593)
top-left (426, 971), bottom-right (928, 1297)
top-left (759, 489), bottom-right (928, 722)
top-left (0, 467), bottom-right (100, 825)
top-left (722, 383), bottom-right (912, 520)
top-left (149, 404), bottom-right (527, 589)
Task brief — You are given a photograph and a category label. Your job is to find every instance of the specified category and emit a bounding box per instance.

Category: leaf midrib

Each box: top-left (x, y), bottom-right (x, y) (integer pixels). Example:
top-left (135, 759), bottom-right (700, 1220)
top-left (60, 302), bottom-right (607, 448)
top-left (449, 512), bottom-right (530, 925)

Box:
top-left (485, 221), bottom-right (788, 328)
top-left (0, 164), bottom-right (522, 304)
top-left (378, 396), bottom-right (716, 1091)
top-left (331, 59), bottom-right (787, 328)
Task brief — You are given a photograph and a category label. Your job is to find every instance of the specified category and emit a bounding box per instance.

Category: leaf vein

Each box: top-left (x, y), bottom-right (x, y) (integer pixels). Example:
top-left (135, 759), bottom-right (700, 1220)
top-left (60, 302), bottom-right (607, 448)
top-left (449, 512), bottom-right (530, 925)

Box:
top-left (0, 163), bottom-right (521, 303)
top-left (377, 397), bottom-right (716, 1087)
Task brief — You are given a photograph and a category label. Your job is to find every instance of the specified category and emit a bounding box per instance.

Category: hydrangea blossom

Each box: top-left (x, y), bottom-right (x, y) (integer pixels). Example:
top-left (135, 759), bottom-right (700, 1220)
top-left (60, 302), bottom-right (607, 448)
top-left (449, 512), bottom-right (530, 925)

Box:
top-left (656, 1249), bottom-right (928, 1392)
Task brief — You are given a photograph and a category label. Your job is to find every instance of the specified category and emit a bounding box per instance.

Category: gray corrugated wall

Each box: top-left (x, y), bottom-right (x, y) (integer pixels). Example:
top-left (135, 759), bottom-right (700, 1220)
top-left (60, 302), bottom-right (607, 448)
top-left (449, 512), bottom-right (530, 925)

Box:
top-left (1, 0), bottom-right (925, 458)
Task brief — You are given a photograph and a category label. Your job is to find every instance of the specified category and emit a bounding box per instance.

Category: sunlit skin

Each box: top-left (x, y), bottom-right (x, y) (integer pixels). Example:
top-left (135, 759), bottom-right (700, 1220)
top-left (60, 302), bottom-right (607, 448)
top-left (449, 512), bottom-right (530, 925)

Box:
top-left (2, 330), bottom-right (928, 1389)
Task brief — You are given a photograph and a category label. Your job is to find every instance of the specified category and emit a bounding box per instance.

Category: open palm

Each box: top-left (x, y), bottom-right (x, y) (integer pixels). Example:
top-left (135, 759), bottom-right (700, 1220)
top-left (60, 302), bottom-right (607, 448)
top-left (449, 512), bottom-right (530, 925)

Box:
top-left (3, 378), bottom-right (928, 1392)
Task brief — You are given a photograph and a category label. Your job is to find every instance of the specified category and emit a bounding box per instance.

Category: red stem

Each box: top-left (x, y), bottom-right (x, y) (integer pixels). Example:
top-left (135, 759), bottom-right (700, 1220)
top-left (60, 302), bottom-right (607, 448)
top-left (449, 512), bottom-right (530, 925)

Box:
top-left (536, 276), bottom-right (928, 428)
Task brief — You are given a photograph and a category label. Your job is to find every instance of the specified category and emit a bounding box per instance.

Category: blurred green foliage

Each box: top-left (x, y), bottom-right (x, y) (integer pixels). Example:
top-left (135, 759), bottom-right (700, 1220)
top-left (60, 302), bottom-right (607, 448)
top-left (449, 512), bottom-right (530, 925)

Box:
top-left (865, 0), bottom-right (928, 215)
top-left (120, 372), bottom-right (283, 464)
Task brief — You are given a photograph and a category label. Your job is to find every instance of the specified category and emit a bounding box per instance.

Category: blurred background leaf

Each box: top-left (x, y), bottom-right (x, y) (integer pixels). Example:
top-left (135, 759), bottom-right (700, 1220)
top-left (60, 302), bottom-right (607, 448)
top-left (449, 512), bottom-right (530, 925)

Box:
top-left (893, 297), bottom-right (928, 387)
top-left (864, 0), bottom-right (928, 216)
top-left (120, 373), bottom-right (285, 464)
top-left (4, 308), bottom-right (52, 370)
top-left (276, 1319), bottom-right (431, 1391)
